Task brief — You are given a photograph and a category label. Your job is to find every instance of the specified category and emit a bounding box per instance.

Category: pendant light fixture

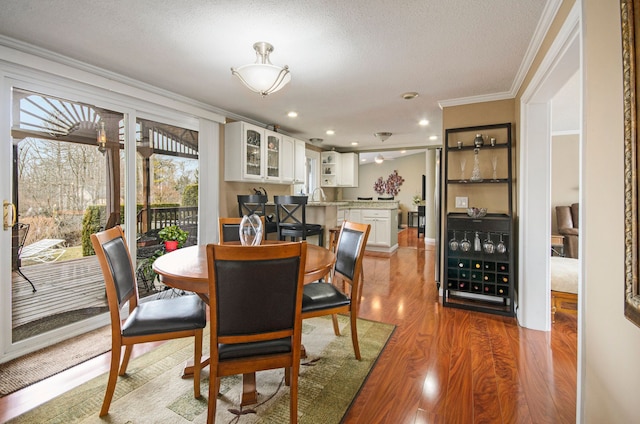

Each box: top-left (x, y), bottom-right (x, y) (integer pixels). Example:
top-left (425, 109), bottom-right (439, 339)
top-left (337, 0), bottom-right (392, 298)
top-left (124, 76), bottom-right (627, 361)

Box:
top-left (231, 42), bottom-right (291, 97)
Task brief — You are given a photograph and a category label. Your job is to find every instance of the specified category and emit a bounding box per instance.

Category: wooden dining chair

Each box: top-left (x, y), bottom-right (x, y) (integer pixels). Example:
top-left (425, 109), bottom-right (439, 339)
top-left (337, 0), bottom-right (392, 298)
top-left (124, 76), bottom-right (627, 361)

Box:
top-left (301, 221), bottom-right (370, 360)
top-left (205, 241), bottom-right (307, 424)
top-left (91, 226), bottom-right (206, 417)
top-left (218, 216), bottom-right (265, 243)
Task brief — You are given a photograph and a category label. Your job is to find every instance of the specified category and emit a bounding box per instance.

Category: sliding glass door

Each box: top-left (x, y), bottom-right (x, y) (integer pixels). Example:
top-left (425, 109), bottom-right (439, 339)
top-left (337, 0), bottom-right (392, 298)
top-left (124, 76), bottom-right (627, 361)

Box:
top-left (3, 85), bottom-right (199, 358)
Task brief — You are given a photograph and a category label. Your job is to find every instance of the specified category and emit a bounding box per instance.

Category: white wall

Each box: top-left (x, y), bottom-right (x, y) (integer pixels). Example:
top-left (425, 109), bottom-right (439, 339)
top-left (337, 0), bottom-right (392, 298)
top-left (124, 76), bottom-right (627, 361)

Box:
top-left (343, 152), bottom-right (426, 226)
top-left (582, 0), bottom-right (640, 421)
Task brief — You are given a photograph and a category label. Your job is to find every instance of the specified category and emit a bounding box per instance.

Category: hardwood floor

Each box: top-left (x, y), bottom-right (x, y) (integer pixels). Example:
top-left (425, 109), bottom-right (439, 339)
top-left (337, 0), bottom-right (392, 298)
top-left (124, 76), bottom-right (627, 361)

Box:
top-left (0, 228), bottom-right (577, 423)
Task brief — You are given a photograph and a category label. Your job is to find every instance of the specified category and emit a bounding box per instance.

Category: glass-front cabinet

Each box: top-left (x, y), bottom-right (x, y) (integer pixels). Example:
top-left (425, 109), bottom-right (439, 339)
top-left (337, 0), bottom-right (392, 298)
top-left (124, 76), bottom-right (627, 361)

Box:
top-left (225, 121), bottom-right (284, 182)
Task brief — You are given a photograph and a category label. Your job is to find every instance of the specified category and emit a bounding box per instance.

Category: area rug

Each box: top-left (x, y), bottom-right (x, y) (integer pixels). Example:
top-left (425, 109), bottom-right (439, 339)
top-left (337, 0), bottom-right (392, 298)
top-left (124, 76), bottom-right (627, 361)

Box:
top-left (8, 315), bottom-right (395, 423)
top-left (0, 325), bottom-right (111, 397)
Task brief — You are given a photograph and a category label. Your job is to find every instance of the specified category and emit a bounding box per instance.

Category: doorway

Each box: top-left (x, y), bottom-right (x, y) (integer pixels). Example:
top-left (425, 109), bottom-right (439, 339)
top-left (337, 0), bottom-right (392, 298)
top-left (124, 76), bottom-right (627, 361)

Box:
top-left (518, 7), bottom-right (581, 331)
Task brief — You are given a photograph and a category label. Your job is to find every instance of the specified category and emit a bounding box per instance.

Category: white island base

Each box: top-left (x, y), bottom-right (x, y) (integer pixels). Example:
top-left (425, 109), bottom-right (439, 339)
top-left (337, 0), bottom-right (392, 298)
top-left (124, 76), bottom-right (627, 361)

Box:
top-left (307, 200), bottom-right (399, 254)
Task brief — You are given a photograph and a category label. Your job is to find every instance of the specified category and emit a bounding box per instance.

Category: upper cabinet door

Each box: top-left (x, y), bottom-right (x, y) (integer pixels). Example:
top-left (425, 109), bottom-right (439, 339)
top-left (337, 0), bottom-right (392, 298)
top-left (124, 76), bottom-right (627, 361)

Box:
top-left (225, 121), bottom-right (265, 181)
top-left (264, 130), bottom-right (282, 182)
top-left (293, 139), bottom-right (306, 183)
top-left (280, 136), bottom-right (294, 183)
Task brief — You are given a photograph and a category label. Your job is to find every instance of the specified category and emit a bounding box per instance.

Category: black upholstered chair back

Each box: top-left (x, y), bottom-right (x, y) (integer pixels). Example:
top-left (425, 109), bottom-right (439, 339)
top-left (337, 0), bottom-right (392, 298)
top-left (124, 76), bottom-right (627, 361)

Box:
top-left (334, 227), bottom-right (366, 282)
top-left (102, 236), bottom-right (137, 308)
top-left (221, 223), bottom-right (241, 242)
top-left (218, 216), bottom-right (265, 244)
top-left (214, 256), bottom-right (301, 336)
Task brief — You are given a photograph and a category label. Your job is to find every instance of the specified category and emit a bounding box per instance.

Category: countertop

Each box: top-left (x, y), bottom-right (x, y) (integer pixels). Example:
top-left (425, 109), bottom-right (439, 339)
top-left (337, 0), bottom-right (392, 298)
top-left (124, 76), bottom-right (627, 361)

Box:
top-left (307, 200), bottom-right (400, 210)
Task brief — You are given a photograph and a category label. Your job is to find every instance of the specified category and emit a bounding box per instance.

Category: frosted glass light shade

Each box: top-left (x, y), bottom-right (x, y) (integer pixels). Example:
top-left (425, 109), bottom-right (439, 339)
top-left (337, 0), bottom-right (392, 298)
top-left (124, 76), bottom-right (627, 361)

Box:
top-left (232, 63), bottom-right (291, 96)
top-left (231, 42), bottom-right (291, 96)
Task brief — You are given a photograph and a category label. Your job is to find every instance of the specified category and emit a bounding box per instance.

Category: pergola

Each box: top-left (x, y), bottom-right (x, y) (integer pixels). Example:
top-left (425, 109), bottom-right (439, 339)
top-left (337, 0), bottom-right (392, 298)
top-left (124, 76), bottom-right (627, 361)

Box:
top-left (11, 87), bottom-right (199, 238)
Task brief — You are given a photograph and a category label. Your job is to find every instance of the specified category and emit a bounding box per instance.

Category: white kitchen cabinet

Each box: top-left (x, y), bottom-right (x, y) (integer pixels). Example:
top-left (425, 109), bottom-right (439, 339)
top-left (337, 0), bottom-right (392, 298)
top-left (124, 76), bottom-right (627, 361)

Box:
top-left (294, 139), bottom-right (306, 183)
top-left (347, 208), bottom-right (362, 224)
top-left (339, 152), bottom-right (359, 187)
top-left (280, 136), bottom-right (294, 183)
top-left (320, 151), bottom-right (358, 187)
top-left (361, 209), bottom-right (391, 247)
top-left (224, 121), bottom-right (283, 183)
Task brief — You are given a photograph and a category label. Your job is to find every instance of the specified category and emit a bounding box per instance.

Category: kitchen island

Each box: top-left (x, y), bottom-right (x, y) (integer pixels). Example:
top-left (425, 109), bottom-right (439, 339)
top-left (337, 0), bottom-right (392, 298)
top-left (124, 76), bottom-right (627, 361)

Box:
top-left (307, 200), bottom-right (399, 254)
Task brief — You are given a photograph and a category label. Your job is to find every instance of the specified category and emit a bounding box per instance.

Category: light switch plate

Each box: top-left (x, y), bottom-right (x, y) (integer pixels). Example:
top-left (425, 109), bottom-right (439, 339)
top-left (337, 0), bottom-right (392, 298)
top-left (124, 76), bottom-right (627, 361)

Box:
top-left (455, 196), bottom-right (468, 208)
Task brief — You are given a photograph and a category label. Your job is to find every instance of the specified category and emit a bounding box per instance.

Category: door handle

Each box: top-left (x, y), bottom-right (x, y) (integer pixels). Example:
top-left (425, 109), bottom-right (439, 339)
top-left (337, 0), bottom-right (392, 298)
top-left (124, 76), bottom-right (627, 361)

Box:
top-left (3, 201), bottom-right (16, 230)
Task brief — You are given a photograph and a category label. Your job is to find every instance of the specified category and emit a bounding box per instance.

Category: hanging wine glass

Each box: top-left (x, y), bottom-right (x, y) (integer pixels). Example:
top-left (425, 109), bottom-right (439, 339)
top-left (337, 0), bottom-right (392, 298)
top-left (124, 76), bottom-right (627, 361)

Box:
top-left (483, 232), bottom-right (495, 254)
top-left (496, 233), bottom-right (507, 254)
top-left (239, 214), bottom-right (263, 246)
top-left (449, 230), bottom-right (459, 251)
top-left (460, 231), bottom-right (471, 252)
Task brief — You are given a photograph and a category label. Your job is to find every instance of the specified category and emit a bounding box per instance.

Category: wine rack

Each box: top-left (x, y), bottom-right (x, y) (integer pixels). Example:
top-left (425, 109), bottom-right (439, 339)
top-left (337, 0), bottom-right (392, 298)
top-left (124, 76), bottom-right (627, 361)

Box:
top-left (443, 122), bottom-right (515, 316)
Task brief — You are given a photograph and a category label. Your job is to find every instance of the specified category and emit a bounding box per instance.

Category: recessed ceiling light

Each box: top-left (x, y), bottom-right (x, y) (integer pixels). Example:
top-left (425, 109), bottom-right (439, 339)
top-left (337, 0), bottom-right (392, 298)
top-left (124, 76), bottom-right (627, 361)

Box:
top-left (429, 135), bottom-right (438, 140)
top-left (326, 130), bottom-right (335, 135)
top-left (287, 111), bottom-right (298, 118)
top-left (361, 158), bottom-right (367, 162)
top-left (402, 92), bottom-right (419, 100)
top-left (419, 119), bottom-right (429, 126)
top-left (351, 142), bottom-right (359, 146)
top-left (400, 150), bottom-right (406, 154)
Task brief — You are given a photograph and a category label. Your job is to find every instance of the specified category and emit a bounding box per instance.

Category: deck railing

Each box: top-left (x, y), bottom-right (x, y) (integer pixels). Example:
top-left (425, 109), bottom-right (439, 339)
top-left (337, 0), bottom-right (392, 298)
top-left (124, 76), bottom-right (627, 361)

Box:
top-left (136, 206), bottom-right (198, 234)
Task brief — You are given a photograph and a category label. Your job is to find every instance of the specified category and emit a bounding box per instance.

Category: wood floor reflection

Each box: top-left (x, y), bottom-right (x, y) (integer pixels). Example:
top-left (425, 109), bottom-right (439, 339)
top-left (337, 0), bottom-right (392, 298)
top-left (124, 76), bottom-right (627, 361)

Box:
top-left (0, 228), bottom-right (577, 423)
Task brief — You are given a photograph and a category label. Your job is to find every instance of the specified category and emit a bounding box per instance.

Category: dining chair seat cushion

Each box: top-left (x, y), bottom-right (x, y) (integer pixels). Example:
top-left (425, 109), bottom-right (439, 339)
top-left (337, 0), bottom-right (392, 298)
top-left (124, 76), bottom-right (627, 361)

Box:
top-left (218, 338), bottom-right (291, 360)
top-left (302, 282), bottom-right (350, 313)
top-left (122, 295), bottom-right (206, 337)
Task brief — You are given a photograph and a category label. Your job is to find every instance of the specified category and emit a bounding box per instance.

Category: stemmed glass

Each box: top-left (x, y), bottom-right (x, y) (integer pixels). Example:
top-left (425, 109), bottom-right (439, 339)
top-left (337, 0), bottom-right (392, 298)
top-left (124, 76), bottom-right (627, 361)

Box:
top-left (483, 232), bottom-right (495, 254)
top-left (459, 158), bottom-right (467, 182)
top-left (449, 230), bottom-right (459, 251)
top-left (491, 155), bottom-right (499, 182)
top-left (496, 233), bottom-right (507, 254)
top-left (460, 231), bottom-right (471, 252)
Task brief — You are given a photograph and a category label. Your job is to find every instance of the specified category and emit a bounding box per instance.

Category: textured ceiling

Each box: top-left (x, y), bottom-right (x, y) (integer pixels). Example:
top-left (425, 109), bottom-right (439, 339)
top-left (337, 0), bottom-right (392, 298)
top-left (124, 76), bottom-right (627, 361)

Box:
top-left (0, 0), bottom-right (551, 152)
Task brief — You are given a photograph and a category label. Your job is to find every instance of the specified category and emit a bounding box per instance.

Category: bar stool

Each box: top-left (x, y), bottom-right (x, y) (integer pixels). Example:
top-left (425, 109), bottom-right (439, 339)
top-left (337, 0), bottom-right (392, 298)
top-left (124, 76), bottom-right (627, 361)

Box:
top-left (274, 195), bottom-right (324, 246)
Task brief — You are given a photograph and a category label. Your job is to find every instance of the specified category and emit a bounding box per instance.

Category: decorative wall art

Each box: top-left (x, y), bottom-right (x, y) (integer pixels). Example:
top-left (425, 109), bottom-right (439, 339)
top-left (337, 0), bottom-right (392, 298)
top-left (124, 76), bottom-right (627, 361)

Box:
top-left (373, 170), bottom-right (405, 196)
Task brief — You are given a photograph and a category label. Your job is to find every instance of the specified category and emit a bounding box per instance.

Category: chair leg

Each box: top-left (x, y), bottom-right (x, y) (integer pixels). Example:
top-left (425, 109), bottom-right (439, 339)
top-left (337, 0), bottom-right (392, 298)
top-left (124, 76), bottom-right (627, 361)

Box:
top-left (207, 375), bottom-right (220, 424)
top-left (290, 365), bottom-right (299, 424)
top-left (285, 366), bottom-right (291, 386)
top-left (100, 344), bottom-right (122, 416)
top-left (118, 345), bottom-right (134, 375)
top-left (331, 314), bottom-right (341, 336)
top-left (350, 312), bottom-right (361, 360)
top-left (193, 330), bottom-right (203, 398)
top-left (17, 268), bottom-right (36, 292)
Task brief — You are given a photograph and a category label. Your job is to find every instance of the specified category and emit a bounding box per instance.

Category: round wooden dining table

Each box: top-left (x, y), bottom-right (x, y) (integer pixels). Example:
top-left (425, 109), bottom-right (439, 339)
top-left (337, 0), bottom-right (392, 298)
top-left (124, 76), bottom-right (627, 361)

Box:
top-left (152, 241), bottom-right (335, 406)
